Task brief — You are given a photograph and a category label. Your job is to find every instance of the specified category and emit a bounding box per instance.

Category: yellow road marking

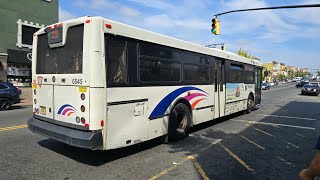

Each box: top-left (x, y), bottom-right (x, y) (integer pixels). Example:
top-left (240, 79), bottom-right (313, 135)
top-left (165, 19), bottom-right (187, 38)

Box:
top-left (187, 156), bottom-right (210, 180)
top-left (219, 142), bottom-right (255, 174)
top-left (239, 134), bottom-right (265, 150)
top-left (253, 127), bottom-right (274, 137)
top-left (148, 158), bottom-right (189, 180)
top-left (0, 124), bottom-right (27, 132)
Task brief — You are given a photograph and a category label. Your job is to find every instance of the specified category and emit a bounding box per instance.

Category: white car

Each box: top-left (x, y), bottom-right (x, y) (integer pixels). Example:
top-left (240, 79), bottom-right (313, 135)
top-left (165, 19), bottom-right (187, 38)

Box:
top-left (269, 82), bottom-right (275, 86)
top-left (309, 81), bottom-right (320, 85)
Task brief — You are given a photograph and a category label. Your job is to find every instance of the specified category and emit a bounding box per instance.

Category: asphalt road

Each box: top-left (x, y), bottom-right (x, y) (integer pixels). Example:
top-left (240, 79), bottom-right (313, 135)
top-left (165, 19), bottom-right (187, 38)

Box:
top-left (0, 83), bottom-right (319, 180)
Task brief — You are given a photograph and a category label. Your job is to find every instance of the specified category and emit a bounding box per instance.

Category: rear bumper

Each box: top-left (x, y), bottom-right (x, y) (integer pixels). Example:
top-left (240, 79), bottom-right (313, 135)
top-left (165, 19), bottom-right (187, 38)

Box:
top-left (12, 97), bottom-right (20, 104)
top-left (302, 90), bottom-right (318, 95)
top-left (28, 117), bottom-right (103, 150)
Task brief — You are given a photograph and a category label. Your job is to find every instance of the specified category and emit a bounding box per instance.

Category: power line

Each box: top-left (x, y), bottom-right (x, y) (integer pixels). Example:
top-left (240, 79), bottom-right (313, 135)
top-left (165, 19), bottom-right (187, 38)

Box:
top-left (214, 4), bottom-right (320, 17)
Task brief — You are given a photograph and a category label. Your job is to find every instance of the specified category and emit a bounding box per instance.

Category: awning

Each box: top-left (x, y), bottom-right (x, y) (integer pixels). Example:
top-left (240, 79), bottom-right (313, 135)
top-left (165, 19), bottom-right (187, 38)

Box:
top-left (7, 49), bottom-right (31, 65)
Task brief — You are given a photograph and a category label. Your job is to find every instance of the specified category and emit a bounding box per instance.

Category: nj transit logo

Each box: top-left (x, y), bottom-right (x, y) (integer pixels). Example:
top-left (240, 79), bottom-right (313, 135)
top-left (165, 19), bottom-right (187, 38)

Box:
top-left (57, 104), bottom-right (76, 117)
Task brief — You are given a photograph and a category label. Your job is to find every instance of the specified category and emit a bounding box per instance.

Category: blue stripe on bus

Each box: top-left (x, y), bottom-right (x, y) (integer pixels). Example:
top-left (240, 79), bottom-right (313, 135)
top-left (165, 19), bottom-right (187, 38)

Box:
top-left (57, 104), bottom-right (74, 114)
top-left (149, 86), bottom-right (207, 119)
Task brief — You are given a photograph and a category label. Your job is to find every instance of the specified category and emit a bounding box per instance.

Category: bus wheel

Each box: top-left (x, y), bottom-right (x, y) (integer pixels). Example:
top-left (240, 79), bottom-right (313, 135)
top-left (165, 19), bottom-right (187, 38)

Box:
top-left (245, 95), bottom-right (254, 114)
top-left (168, 103), bottom-right (191, 142)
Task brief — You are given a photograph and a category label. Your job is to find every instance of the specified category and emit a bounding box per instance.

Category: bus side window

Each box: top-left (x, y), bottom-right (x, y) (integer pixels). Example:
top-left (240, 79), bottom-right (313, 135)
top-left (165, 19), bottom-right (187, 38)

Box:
top-left (106, 36), bottom-right (128, 84)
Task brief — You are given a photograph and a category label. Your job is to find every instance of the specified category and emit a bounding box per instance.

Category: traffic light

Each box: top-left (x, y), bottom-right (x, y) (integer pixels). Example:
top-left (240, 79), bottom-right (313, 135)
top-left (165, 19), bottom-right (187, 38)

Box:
top-left (211, 18), bottom-right (220, 35)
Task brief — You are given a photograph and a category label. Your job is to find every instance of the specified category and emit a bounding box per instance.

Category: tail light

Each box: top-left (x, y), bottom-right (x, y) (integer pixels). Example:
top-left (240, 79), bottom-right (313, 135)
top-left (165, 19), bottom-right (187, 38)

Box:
top-left (15, 87), bottom-right (21, 94)
top-left (81, 117), bottom-right (86, 124)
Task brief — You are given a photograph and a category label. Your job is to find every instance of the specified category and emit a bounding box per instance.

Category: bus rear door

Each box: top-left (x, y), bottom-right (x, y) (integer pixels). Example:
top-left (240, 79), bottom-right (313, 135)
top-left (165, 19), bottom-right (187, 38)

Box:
top-left (34, 22), bottom-right (91, 130)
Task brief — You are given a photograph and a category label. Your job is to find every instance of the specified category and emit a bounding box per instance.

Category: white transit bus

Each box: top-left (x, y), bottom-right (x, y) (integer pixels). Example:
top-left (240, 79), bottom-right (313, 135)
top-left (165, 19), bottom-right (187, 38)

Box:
top-left (28, 17), bottom-right (262, 150)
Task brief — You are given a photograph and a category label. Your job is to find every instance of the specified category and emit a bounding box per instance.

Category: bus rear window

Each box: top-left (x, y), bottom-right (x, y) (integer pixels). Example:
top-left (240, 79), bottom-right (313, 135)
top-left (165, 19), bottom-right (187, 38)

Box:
top-left (36, 24), bottom-right (84, 74)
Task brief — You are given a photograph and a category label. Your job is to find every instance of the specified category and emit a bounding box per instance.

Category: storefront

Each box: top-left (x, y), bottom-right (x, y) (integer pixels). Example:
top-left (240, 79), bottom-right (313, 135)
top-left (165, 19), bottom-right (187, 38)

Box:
top-left (6, 49), bottom-right (32, 86)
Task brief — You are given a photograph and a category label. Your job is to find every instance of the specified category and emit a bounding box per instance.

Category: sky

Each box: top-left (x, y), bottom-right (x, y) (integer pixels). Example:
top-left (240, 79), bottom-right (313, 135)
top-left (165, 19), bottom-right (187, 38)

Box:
top-left (59, 0), bottom-right (320, 71)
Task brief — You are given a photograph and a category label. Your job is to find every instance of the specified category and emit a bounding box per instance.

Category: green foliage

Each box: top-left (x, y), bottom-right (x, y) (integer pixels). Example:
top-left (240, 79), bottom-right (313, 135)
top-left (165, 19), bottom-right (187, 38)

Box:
top-left (317, 71), bottom-right (320, 76)
top-left (237, 48), bottom-right (259, 60)
top-left (294, 71), bottom-right (311, 77)
top-left (287, 70), bottom-right (294, 79)
top-left (279, 74), bottom-right (285, 79)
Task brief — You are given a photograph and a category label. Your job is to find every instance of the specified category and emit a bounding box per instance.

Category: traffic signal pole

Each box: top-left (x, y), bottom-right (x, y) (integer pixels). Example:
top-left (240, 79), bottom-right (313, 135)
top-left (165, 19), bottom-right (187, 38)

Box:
top-left (214, 4), bottom-right (320, 17)
top-left (212, 4), bottom-right (320, 35)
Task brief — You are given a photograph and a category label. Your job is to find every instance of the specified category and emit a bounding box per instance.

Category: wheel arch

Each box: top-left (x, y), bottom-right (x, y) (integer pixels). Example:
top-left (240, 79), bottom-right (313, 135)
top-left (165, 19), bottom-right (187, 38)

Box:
top-left (249, 92), bottom-right (254, 101)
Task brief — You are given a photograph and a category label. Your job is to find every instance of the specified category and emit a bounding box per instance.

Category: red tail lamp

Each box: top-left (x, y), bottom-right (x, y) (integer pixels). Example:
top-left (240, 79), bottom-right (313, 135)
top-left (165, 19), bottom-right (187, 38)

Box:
top-left (81, 117), bottom-right (86, 124)
top-left (85, 20), bottom-right (91, 23)
top-left (101, 120), bottom-right (104, 127)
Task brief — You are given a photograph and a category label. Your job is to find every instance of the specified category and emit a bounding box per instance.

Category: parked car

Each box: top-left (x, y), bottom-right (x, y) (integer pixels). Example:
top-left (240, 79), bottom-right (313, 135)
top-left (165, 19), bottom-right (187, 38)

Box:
top-left (0, 82), bottom-right (21, 110)
top-left (262, 83), bottom-right (271, 90)
top-left (301, 84), bottom-right (320, 96)
top-left (309, 81), bottom-right (320, 86)
top-left (296, 81), bottom-right (309, 88)
top-left (269, 82), bottom-right (275, 87)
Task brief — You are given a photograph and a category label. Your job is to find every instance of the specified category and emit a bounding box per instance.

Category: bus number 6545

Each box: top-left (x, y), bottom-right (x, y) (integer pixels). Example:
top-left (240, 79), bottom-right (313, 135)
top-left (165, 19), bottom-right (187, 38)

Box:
top-left (72, 79), bottom-right (83, 84)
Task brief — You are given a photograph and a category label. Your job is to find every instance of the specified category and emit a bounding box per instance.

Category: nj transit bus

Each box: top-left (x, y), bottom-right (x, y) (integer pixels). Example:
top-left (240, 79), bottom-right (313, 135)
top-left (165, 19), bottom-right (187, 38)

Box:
top-left (28, 16), bottom-right (262, 150)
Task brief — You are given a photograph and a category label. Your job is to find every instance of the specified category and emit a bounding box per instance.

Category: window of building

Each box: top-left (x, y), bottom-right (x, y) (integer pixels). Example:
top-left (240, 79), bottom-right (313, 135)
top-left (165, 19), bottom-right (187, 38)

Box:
top-left (22, 26), bottom-right (39, 45)
top-left (16, 19), bottom-right (44, 49)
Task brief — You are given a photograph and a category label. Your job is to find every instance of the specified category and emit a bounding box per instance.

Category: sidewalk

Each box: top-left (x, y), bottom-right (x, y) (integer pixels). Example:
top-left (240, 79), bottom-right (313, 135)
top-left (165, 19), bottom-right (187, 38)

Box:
top-left (16, 87), bottom-right (32, 106)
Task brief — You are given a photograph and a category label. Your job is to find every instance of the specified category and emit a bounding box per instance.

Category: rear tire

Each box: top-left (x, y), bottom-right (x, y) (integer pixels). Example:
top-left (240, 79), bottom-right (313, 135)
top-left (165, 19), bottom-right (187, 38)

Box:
top-left (245, 95), bottom-right (254, 114)
top-left (168, 103), bottom-right (191, 142)
top-left (0, 98), bottom-right (12, 110)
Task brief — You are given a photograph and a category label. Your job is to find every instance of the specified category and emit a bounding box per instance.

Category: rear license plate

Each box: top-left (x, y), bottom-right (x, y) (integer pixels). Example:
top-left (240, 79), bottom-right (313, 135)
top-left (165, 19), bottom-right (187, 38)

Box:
top-left (40, 106), bottom-right (46, 115)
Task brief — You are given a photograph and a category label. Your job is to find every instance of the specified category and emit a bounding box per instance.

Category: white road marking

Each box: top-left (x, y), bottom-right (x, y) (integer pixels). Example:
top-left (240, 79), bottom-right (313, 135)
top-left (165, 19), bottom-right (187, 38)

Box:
top-left (231, 120), bottom-right (316, 130)
top-left (283, 140), bottom-right (300, 149)
top-left (296, 133), bottom-right (305, 137)
top-left (253, 127), bottom-right (274, 137)
top-left (276, 156), bottom-right (295, 167)
top-left (257, 114), bottom-right (317, 121)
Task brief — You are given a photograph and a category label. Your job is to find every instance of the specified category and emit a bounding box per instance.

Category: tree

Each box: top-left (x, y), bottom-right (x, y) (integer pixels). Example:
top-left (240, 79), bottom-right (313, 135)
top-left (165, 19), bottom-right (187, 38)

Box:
top-left (287, 70), bottom-right (294, 79)
top-left (295, 71), bottom-right (311, 77)
top-left (317, 71), bottom-right (320, 76)
top-left (237, 48), bottom-right (258, 60)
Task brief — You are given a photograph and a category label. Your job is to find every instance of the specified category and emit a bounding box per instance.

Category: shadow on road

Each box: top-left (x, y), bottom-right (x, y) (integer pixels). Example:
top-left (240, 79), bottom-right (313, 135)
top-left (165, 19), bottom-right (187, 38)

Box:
top-left (167, 100), bottom-right (320, 179)
top-left (38, 136), bottom-right (164, 166)
top-left (4, 105), bottom-right (28, 111)
top-left (37, 100), bottom-right (319, 179)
